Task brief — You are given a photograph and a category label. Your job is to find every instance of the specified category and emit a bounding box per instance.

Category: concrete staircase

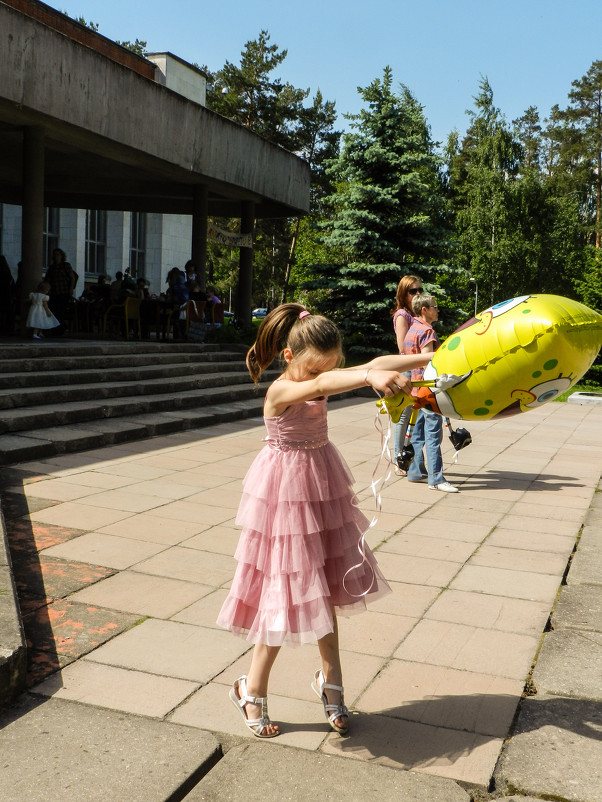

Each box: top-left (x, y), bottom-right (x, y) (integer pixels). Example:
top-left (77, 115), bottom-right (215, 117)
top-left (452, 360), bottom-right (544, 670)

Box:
top-left (0, 340), bottom-right (273, 466)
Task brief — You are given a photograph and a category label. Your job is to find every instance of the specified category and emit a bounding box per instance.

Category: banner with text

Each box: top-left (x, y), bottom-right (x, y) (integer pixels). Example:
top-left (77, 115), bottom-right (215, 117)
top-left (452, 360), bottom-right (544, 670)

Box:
top-left (207, 224), bottom-right (253, 249)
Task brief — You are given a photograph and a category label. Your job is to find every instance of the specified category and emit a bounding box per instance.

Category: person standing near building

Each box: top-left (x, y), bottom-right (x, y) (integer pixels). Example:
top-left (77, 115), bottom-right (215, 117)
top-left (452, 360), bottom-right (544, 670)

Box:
top-left (404, 292), bottom-right (458, 493)
top-left (44, 248), bottom-right (76, 332)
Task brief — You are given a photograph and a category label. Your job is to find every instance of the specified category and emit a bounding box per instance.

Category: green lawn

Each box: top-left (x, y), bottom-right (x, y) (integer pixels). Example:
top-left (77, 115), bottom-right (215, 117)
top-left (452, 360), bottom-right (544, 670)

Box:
top-left (556, 384), bottom-right (602, 403)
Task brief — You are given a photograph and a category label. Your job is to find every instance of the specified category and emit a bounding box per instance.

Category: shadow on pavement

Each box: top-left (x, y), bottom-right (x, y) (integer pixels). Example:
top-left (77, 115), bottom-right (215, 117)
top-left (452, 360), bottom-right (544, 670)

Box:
top-left (321, 693), bottom-right (602, 768)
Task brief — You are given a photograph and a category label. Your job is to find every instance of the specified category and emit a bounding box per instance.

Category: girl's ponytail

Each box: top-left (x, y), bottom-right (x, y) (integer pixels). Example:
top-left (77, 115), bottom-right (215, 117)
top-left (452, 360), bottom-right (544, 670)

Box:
top-left (246, 304), bottom-right (306, 383)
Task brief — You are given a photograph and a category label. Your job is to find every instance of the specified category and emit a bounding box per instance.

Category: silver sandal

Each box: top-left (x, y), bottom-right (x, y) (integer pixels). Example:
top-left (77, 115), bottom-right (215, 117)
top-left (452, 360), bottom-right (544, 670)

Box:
top-left (229, 675), bottom-right (279, 738)
top-left (311, 669), bottom-right (349, 734)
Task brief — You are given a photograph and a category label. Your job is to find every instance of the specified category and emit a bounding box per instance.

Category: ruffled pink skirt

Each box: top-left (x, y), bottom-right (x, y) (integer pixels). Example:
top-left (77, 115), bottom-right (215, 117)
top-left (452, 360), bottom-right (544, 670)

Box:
top-left (216, 441), bottom-right (391, 646)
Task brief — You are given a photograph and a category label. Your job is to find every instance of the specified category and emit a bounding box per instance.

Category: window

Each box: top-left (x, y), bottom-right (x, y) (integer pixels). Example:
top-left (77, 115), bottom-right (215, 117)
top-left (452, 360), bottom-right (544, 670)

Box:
top-left (43, 207), bottom-right (60, 267)
top-left (129, 212), bottom-right (146, 277)
top-left (85, 210), bottom-right (107, 274)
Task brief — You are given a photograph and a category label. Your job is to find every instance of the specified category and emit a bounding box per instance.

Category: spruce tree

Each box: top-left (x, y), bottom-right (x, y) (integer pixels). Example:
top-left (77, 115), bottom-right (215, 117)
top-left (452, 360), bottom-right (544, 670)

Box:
top-left (312, 67), bottom-right (449, 355)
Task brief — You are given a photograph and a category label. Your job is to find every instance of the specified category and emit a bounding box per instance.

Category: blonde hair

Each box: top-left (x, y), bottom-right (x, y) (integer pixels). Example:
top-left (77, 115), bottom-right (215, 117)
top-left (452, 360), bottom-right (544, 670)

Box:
top-left (411, 292), bottom-right (436, 315)
top-left (246, 303), bottom-right (342, 384)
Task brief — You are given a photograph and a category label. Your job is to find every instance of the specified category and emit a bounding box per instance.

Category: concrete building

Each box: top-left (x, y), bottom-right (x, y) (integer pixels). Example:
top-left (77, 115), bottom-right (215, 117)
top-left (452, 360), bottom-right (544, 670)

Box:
top-left (0, 0), bottom-right (310, 326)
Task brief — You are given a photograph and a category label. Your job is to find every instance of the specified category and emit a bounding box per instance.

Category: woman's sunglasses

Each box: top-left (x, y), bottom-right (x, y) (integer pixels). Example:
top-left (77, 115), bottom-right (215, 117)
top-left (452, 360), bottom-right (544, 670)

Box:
top-left (408, 287), bottom-right (423, 295)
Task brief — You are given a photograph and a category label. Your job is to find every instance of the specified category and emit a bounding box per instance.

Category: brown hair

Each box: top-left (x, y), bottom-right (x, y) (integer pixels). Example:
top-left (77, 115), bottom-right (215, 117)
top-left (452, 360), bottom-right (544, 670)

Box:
top-left (246, 303), bottom-right (342, 384)
top-left (393, 274), bottom-right (422, 315)
top-left (37, 280), bottom-right (51, 294)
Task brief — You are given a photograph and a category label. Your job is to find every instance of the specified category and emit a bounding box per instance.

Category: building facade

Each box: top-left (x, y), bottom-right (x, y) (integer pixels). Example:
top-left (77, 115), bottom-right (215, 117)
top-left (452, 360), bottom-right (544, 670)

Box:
top-left (0, 2), bottom-right (309, 328)
top-left (0, 52), bottom-right (204, 297)
top-left (0, 205), bottom-right (193, 297)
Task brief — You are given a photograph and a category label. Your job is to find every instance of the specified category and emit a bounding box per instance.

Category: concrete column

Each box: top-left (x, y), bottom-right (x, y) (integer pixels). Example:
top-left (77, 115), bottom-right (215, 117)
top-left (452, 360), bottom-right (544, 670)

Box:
top-left (20, 126), bottom-right (45, 328)
top-left (191, 184), bottom-right (208, 290)
top-left (236, 201), bottom-right (255, 329)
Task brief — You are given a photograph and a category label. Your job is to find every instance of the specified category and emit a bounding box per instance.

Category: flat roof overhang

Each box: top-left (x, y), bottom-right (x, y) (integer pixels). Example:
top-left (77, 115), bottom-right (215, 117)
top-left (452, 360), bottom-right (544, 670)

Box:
top-left (0, 1), bottom-right (310, 218)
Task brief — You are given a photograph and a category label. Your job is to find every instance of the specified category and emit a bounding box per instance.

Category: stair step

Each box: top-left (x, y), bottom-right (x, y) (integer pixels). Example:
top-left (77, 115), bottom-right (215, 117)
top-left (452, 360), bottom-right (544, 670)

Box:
top-left (0, 378), bottom-right (273, 433)
top-left (0, 339), bottom-right (284, 466)
top-left (0, 369), bottom-right (262, 409)
top-left (0, 347), bottom-right (244, 376)
top-left (0, 360), bottom-right (245, 390)
top-left (0, 397), bottom-right (267, 466)
top-left (0, 340), bottom-right (229, 360)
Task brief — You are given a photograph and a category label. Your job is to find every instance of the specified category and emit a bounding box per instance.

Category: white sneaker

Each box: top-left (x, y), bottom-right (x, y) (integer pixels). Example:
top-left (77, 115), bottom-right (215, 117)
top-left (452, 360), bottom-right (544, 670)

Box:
top-left (429, 481), bottom-right (459, 493)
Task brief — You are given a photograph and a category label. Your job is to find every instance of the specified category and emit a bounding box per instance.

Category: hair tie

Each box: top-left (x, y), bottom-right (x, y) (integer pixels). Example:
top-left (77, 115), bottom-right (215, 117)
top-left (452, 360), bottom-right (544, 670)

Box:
top-left (299, 310), bottom-right (311, 319)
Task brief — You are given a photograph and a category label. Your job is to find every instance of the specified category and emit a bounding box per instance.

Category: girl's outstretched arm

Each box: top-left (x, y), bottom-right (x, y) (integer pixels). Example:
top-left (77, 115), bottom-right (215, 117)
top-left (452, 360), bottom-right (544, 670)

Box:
top-left (359, 353), bottom-right (432, 373)
top-left (265, 353), bottom-right (430, 417)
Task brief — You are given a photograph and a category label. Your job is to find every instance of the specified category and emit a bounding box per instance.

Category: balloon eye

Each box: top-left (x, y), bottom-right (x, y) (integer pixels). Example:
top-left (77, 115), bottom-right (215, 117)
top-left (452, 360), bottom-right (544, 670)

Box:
top-left (537, 389), bottom-right (558, 403)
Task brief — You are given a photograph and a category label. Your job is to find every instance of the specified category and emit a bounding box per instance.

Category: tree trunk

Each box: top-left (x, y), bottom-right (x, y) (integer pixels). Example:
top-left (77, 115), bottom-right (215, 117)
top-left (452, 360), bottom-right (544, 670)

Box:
top-left (280, 217), bottom-right (300, 304)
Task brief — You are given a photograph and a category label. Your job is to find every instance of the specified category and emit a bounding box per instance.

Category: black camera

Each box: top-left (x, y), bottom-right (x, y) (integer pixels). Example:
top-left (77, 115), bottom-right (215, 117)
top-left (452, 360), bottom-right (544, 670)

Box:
top-left (449, 427), bottom-right (472, 451)
top-left (395, 443), bottom-right (415, 472)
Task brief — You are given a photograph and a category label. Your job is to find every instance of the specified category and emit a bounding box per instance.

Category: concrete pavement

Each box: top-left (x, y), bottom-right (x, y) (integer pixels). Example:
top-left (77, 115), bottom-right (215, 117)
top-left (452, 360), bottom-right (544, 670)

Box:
top-left (1, 396), bottom-right (601, 801)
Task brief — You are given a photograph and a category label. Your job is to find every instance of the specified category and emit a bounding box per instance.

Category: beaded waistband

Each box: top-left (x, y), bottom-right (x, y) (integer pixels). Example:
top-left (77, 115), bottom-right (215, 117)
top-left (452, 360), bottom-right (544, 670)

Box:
top-left (268, 437), bottom-right (329, 452)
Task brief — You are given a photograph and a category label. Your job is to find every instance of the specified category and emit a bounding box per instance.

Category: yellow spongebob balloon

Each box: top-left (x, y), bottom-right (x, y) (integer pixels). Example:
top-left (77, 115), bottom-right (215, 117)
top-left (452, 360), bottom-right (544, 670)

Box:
top-left (380, 295), bottom-right (602, 422)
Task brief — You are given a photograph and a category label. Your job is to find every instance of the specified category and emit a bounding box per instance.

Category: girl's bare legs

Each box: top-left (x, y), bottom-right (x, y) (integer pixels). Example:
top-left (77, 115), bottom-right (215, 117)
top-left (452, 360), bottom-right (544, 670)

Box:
top-left (237, 643), bottom-right (280, 736)
top-left (317, 614), bottom-right (348, 731)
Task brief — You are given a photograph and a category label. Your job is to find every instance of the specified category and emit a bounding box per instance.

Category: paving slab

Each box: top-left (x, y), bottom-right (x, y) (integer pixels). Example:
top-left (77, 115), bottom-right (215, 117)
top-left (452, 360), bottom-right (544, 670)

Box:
top-left (4, 519), bottom-right (88, 555)
top-left (0, 694), bottom-right (220, 802)
top-left (2, 398), bottom-right (602, 797)
top-left (321, 710), bottom-right (503, 786)
top-left (185, 742), bottom-right (470, 802)
top-left (393, 618), bottom-right (539, 680)
top-left (567, 535), bottom-right (602, 585)
top-left (552, 583), bottom-right (602, 631)
top-left (530, 629), bottom-right (602, 699)
top-left (494, 694), bottom-right (602, 802)
top-left (579, 521), bottom-right (602, 548)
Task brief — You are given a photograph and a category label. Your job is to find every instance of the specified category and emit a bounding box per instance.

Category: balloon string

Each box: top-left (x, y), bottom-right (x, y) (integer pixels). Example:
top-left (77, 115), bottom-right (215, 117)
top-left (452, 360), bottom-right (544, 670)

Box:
top-left (343, 389), bottom-right (393, 598)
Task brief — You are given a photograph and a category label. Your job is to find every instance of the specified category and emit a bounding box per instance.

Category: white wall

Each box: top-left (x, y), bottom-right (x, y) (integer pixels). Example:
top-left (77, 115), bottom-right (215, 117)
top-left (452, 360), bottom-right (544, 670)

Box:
top-left (146, 52), bottom-right (206, 106)
top-left (159, 213), bottom-right (193, 288)
top-left (1, 204), bottom-right (21, 279)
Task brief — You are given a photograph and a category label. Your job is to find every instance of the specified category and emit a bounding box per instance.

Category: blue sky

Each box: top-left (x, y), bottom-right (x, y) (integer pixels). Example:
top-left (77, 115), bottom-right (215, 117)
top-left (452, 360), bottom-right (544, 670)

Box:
top-left (58, 0), bottom-right (602, 146)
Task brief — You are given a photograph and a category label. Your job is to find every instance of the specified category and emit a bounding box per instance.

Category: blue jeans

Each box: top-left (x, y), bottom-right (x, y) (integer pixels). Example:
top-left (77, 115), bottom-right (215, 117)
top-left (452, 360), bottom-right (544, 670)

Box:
top-left (393, 406), bottom-right (412, 456)
top-left (393, 371), bottom-right (413, 457)
top-left (407, 409), bottom-right (445, 485)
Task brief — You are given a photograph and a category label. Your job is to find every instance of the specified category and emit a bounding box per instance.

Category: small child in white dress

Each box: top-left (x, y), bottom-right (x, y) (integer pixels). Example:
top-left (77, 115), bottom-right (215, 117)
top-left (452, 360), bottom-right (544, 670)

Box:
top-left (27, 281), bottom-right (60, 339)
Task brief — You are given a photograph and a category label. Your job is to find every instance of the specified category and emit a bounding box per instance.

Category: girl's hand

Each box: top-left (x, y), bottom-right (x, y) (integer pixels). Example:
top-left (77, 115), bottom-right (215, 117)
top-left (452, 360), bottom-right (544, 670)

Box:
top-left (366, 370), bottom-right (411, 396)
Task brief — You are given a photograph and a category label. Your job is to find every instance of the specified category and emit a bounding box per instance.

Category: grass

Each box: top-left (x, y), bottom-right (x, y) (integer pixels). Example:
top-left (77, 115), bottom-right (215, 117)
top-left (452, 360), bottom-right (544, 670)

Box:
top-left (555, 383), bottom-right (602, 403)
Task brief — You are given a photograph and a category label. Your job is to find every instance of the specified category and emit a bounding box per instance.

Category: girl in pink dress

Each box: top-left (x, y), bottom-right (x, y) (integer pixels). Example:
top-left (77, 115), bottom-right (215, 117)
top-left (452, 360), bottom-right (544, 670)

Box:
top-left (217, 303), bottom-right (430, 738)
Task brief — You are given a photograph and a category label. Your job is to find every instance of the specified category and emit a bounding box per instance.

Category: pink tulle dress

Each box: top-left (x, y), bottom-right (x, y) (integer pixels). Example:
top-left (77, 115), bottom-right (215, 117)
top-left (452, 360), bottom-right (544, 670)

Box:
top-left (216, 395), bottom-right (391, 647)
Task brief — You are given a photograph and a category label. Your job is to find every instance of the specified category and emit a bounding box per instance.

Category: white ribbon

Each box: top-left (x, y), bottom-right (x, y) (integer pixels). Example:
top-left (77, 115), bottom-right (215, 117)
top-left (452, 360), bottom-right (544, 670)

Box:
top-left (343, 389), bottom-right (394, 598)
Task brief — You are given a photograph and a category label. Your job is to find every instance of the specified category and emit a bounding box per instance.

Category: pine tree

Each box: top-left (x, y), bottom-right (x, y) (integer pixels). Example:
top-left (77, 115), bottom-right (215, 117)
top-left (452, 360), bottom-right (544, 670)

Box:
top-left (447, 79), bottom-right (526, 305)
top-left (311, 67), bottom-right (449, 355)
top-left (206, 30), bottom-right (308, 149)
top-left (204, 32), bottom-right (340, 306)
